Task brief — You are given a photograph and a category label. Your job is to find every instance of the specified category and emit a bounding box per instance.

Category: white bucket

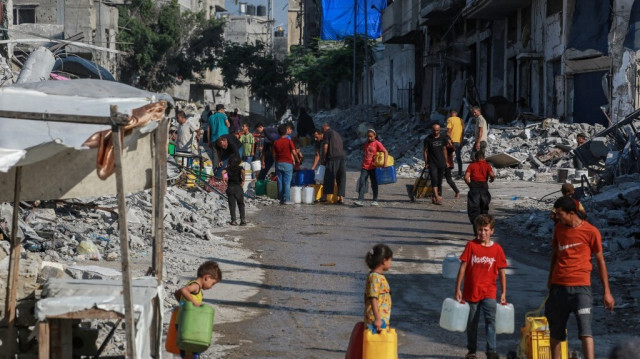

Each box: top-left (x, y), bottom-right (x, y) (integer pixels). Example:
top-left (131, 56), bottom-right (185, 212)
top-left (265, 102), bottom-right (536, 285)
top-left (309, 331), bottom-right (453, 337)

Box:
top-left (291, 186), bottom-right (302, 203)
top-left (315, 165), bottom-right (325, 183)
top-left (242, 162), bottom-right (252, 171)
top-left (251, 160), bottom-right (262, 172)
top-left (303, 187), bottom-right (315, 204)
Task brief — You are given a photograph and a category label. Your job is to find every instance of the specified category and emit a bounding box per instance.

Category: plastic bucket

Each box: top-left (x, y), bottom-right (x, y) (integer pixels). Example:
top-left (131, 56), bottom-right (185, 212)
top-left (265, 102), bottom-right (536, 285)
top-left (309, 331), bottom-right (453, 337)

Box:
top-left (303, 187), bottom-right (315, 204)
top-left (291, 186), bottom-right (302, 203)
top-left (251, 160), bottom-right (262, 172)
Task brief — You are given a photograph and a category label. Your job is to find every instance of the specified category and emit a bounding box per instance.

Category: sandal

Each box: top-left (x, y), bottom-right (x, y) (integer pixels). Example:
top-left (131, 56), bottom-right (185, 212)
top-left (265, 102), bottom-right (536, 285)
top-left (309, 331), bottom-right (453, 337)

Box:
top-left (240, 221), bottom-right (247, 226)
top-left (230, 221), bottom-right (238, 226)
top-left (465, 352), bottom-right (476, 359)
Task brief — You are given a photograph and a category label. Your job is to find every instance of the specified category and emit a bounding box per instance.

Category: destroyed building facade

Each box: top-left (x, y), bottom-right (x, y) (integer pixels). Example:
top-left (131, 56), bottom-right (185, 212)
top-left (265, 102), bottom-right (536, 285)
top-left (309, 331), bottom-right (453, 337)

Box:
top-left (368, 0), bottom-right (640, 125)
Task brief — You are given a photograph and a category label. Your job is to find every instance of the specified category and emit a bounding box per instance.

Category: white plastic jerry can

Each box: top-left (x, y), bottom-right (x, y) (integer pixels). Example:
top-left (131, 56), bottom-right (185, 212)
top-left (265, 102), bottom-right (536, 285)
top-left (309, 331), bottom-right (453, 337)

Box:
top-left (439, 298), bottom-right (470, 332)
top-left (495, 302), bottom-right (515, 334)
top-left (291, 186), bottom-right (302, 203)
top-left (442, 252), bottom-right (460, 279)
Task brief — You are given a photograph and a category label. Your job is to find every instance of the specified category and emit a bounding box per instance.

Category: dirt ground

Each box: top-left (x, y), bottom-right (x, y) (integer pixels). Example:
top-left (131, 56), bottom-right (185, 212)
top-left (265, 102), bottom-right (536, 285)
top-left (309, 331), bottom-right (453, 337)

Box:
top-left (169, 171), bottom-right (633, 359)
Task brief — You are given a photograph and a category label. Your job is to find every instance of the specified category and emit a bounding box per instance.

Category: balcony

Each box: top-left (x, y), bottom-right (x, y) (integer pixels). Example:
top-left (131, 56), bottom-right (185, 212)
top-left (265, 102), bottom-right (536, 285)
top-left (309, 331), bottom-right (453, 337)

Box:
top-left (420, 0), bottom-right (465, 26)
top-left (382, 0), bottom-right (420, 44)
top-left (462, 0), bottom-right (531, 19)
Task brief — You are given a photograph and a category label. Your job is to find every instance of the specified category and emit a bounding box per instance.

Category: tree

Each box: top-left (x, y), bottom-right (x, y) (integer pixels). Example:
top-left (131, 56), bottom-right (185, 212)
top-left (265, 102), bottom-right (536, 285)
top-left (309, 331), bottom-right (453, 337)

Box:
top-left (117, 0), bottom-right (225, 91)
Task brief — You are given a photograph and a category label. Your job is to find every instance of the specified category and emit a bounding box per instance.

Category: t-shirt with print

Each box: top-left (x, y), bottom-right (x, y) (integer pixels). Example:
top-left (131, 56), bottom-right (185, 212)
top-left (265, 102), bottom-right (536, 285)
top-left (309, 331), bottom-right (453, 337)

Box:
top-left (424, 134), bottom-right (449, 168)
top-left (446, 116), bottom-right (464, 143)
top-left (362, 140), bottom-right (387, 170)
top-left (322, 129), bottom-right (345, 160)
top-left (273, 137), bottom-right (295, 164)
top-left (460, 239), bottom-right (508, 302)
top-left (466, 160), bottom-right (494, 182)
top-left (240, 133), bottom-right (254, 157)
top-left (474, 115), bottom-right (488, 143)
top-left (550, 220), bottom-right (602, 287)
top-left (364, 272), bottom-right (392, 326)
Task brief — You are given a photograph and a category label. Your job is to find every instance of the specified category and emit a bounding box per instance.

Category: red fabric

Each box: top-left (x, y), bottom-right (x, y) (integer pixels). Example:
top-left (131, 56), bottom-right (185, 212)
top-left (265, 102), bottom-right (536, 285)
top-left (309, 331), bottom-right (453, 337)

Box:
top-left (273, 137), bottom-right (295, 164)
top-left (345, 321), bottom-right (364, 359)
top-left (460, 239), bottom-right (507, 302)
top-left (466, 160), bottom-right (494, 182)
top-left (362, 140), bottom-right (386, 170)
top-left (550, 221), bottom-right (602, 286)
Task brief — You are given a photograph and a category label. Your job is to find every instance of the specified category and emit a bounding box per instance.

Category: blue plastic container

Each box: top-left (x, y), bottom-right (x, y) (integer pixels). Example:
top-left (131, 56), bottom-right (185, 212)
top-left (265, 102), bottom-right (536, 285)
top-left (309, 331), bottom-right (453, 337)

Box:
top-left (375, 166), bottom-right (397, 185)
top-left (292, 169), bottom-right (315, 186)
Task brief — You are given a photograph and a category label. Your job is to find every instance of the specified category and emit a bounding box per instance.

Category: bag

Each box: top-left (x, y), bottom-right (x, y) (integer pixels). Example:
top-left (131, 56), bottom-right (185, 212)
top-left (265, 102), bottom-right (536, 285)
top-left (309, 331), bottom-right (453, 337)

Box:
top-left (410, 168), bottom-right (432, 201)
top-left (363, 328), bottom-right (397, 359)
top-left (374, 153), bottom-right (394, 167)
top-left (345, 322), bottom-right (364, 359)
top-left (375, 166), bottom-right (397, 185)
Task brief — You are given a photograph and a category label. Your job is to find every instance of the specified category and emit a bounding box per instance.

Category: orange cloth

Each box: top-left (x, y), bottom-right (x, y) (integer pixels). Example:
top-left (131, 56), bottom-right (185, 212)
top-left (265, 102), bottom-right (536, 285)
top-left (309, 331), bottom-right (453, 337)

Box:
top-left (550, 220), bottom-right (602, 286)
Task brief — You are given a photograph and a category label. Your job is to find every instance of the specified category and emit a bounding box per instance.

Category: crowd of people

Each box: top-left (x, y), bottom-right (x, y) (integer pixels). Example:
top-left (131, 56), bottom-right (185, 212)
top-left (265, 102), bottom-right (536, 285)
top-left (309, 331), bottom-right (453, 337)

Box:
top-left (169, 103), bottom-right (620, 359)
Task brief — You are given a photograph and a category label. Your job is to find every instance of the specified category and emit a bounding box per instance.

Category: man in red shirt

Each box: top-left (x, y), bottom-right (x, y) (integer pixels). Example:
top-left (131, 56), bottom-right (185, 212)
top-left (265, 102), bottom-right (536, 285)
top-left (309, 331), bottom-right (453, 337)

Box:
top-left (464, 151), bottom-right (495, 235)
top-left (272, 124), bottom-right (298, 205)
top-left (455, 214), bottom-right (507, 359)
top-left (545, 196), bottom-right (615, 359)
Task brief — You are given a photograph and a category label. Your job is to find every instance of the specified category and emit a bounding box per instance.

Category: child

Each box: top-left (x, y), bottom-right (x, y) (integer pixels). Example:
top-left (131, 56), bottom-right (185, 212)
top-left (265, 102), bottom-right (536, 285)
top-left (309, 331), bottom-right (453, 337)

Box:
top-left (222, 154), bottom-right (246, 225)
top-left (355, 129), bottom-right (388, 207)
top-left (272, 124), bottom-right (297, 205)
top-left (551, 183), bottom-right (586, 221)
top-left (239, 123), bottom-right (255, 162)
top-left (364, 244), bottom-right (393, 333)
top-left (455, 214), bottom-right (507, 359)
top-left (173, 261), bottom-right (222, 359)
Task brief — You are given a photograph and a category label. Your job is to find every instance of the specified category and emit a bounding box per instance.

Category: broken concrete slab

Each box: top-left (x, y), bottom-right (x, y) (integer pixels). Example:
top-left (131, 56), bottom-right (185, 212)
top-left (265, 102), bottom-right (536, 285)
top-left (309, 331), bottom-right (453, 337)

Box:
top-left (65, 265), bottom-right (121, 280)
top-left (486, 153), bottom-right (521, 168)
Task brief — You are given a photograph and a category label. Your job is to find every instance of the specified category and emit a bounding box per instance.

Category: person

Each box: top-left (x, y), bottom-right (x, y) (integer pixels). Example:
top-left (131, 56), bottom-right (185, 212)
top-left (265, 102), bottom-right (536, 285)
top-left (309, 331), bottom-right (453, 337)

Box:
top-left (551, 183), bottom-right (586, 221)
top-left (573, 133), bottom-right (587, 170)
top-left (545, 196), bottom-right (615, 359)
top-left (444, 140), bottom-right (461, 199)
top-left (176, 110), bottom-right (200, 154)
top-left (229, 108), bottom-right (241, 134)
top-left (258, 125), bottom-right (280, 180)
top-left (364, 244), bottom-right (393, 333)
top-left (446, 109), bottom-right (465, 178)
top-left (272, 124), bottom-right (297, 205)
top-left (355, 129), bottom-right (388, 207)
top-left (321, 123), bottom-right (347, 204)
top-left (239, 123), bottom-right (255, 163)
top-left (297, 107), bottom-right (315, 138)
top-left (253, 123), bottom-right (265, 162)
top-left (310, 128), bottom-right (324, 170)
top-left (173, 261), bottom-right (222, 359)
top-left (471, 106), bottom-right (488, 157)
top-left (222, 154), bottom-right (246, 226)
top-left (207, 104), bottom-right (229, 144)
top-left (464, 151), bottom-right (495, 235)
top-left (212, 134), bottom-right (242, 178)
top-left (423, 123), bottom-right (450, 205)
top-left (455, 214), bottom-right (507, 359)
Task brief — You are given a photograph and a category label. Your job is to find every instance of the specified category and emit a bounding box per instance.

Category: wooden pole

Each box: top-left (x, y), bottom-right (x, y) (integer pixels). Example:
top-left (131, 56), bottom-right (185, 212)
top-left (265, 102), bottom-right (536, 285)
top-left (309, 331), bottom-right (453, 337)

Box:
top-left (111, 105), bottom-right (136, 359)
top-left (3, 166), bottom-right (22, 354)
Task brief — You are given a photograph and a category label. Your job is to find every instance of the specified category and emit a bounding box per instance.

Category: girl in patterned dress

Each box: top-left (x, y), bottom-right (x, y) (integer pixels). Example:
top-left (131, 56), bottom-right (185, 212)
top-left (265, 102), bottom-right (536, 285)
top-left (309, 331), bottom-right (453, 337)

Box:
top-left (364, 244), bottom-right (393, 333)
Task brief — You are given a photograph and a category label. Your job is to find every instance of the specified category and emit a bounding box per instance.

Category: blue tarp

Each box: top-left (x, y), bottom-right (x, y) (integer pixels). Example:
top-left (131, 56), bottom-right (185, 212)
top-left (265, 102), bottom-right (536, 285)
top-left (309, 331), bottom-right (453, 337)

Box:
top-left (321, 0), bottom-right (387, 40)
top-left (624, 0), bottom-right (640, 50)
top-left (567, 0), bottom-right (610, 54)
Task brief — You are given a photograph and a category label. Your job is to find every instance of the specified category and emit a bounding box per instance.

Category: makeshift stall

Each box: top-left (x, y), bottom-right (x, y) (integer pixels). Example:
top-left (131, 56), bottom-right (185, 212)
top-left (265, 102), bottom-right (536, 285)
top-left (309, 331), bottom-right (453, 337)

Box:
top-left (0, 79), bottom-right (173, 358)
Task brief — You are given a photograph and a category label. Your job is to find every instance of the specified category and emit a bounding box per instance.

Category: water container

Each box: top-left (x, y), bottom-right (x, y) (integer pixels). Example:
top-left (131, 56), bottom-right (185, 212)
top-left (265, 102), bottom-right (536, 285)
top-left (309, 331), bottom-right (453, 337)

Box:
top-left (495, 302), bottom-right (515, 334)
top-left (375, 166), bottom-right (397, 185)
top-left (314, 165), bottom-right (325, 183)
top-left (292, 169), bottom-right (315, 186)
top-left (177, 302), bottom-right (215, 353)
top-left (165, 308), bottom-right (180, 354)
top-left (313, 184), bottom-right (324, 201)
top-left (291, 186), bottom-right (302, 203)
top-left (251, 160), bottom-right (262, 172)
top-left (442, 253), bottom-right (460, 279)
top-left (439, 298), bottom-right (470, 332)
top-left (266, 181), bottom-right (278, 199)
top-left (255, 180), bottom-right (267, 196)
top-left (303, 186), bottom-right (315, 204)
top-left (363, 328), bottom-right (398, 359)
top-left (241, 162), bottom-right (252, 171)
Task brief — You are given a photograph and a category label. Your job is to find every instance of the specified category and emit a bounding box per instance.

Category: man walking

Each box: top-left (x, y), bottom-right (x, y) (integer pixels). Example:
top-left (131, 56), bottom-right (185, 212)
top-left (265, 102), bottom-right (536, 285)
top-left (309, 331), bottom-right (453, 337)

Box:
top-left (471, 106), bottom-right (488, 157)
top-left (446, 109), bottom-right (464, 178)
top-left (423, 123), bottom-right (449, 205)
top-left (464, 151), bottom-right (495, 235)
top-left (176, 110), bottom-right (200, 154)
top-left (321, 123), bottom-right (346, 204)
top-left (545, 196), bottom-right (615, 359)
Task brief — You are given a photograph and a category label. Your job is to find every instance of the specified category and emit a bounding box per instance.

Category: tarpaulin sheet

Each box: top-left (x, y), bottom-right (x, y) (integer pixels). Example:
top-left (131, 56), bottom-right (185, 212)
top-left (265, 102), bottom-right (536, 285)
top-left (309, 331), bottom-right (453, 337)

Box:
top-left (567, 0), bottom-right (610, 54)
top-left (321, 0), bottom-right (387, 40)
top-left (624, 0), bottom-right (640, 50)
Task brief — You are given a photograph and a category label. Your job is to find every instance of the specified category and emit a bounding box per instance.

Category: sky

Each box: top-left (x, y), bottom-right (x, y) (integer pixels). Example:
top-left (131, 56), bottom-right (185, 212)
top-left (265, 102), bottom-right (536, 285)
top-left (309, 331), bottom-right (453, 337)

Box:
top-left (224, 0), bottom-right (289, 30)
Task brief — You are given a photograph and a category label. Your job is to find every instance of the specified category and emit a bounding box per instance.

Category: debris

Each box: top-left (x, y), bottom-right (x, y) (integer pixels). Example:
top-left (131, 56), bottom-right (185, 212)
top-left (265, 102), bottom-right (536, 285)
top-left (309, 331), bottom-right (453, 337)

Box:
top-left (486, 153), bottom-right (521, 168)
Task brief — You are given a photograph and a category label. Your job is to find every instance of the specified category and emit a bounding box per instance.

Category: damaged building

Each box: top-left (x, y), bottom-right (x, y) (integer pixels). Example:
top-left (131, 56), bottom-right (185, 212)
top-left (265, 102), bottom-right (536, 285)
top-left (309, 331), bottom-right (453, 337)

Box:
top-left (369, 0), bottom-right (640, 126)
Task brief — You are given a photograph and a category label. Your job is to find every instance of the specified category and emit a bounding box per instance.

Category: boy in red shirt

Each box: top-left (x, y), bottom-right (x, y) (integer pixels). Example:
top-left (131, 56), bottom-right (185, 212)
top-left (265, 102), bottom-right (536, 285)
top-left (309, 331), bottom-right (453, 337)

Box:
top-left (455, 214), bottom-right (507, 359)
top-left (272, 124), bottom-right (297, 204)
top-left (464, 151), bottom-right (496, 235)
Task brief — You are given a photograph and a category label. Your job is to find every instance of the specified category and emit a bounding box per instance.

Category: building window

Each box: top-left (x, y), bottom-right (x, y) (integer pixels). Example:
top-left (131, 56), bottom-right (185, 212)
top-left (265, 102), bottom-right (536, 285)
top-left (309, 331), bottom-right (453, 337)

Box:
top-left (13, 6), bottom-right (37, 25)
